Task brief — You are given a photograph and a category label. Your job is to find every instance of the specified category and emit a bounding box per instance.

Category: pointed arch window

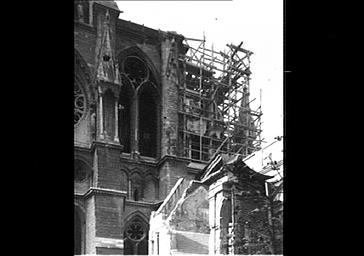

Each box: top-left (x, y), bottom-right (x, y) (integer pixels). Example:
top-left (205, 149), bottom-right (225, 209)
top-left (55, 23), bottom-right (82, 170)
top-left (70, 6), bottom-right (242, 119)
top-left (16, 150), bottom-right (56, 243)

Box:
top-left (118, 54), bottom-right (160, 158)
top-left (124, 216), bottom-right (149, 255)
top-left (130, 172), bottom-right (143, 201)
top-left (118, 75), bottom-right (133, 153)
top-left (138, 82), bottom-right (158, 157)
top-left (74, 78), bottom-right (86, 126)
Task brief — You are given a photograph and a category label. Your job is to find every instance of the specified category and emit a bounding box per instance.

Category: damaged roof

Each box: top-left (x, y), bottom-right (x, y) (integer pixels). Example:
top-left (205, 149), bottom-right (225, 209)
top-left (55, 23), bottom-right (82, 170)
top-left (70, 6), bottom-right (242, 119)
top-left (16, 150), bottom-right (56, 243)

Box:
top-left (93, 1), bottom-right (120, 12)
top-left (199, 153), bottom-right (273, 184)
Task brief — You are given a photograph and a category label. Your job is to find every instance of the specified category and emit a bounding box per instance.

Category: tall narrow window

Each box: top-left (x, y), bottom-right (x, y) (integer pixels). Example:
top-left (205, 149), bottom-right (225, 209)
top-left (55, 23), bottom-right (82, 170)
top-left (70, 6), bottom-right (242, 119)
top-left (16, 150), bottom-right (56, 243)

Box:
top-left (119, 76), bottom-right (132, 153)
top-left (134, 188), bottom-right (139, 201)
top-left (118, 51), bottom-right (160, 158)
top-left (139, 83), bottom-right (158, 158)
top-left (74, 78), bottom-right (86, 126)
top-left (131, 172), bottom-right (143, 201)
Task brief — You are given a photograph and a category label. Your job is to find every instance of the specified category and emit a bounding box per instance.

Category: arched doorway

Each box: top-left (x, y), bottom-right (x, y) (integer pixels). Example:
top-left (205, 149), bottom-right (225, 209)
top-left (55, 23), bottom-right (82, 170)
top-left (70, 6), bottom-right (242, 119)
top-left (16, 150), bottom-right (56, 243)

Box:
top-left (124, 215), bottom-right (149, 255)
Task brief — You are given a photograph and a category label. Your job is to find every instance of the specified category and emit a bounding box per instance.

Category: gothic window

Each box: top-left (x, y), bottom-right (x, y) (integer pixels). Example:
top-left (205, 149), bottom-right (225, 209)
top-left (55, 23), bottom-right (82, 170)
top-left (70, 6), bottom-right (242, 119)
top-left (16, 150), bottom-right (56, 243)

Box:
top-left (138, 83), bottom-right (158, 158)
top-left (118, 75), bottom-right (133, 153)
top-left (133, 188), bottom-right (139, 201)
top-left (124, 216), bottom-right (149, 255)
top-left (120, 170), bottom-right (128, 191)
top-left (126, 219), bottom-right (146, 241)
top-left (123, 56), bottom-right (149, 86)
top-left (118, 53), bottom-right (160, 158)
top-left (130, 172), bottom-right (143, 201)
top-left (74, 159), bottom-right (92, 194)
top-left (144, 175), bottom-right (157, 201)
top-left (74, 79), bottom-right (86, 126)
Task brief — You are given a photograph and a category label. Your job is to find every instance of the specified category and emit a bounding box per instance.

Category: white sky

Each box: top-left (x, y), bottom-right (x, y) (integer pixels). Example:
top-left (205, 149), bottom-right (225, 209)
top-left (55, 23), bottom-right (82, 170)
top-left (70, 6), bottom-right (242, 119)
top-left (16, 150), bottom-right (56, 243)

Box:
top-left (115, 0), bottom-right (283, 144)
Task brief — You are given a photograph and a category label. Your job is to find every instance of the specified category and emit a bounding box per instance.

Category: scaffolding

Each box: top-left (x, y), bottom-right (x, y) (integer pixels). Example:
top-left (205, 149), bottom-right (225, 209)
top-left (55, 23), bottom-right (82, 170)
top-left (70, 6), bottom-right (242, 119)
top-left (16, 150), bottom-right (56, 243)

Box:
top-left (175, 34), bottom-right (263, 162)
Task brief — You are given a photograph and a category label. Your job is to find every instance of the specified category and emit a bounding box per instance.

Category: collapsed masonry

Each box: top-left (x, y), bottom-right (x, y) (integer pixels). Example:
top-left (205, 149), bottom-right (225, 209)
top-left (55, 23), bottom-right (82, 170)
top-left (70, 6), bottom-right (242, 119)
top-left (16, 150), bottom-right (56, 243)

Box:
top-left (149, 153), bottom-right (283, 255)
top-left (74, 1), bottom-right (276, 255)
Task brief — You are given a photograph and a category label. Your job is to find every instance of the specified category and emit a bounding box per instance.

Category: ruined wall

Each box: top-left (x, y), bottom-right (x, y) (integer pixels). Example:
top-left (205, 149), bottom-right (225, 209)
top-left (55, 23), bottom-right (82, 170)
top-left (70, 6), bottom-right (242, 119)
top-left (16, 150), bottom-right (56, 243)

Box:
top-left (158, 159), bottom-right (191, 200)
top-left (167, 184), bottom-right (210, 254)
top-left (169, 185), bottom-right (209, 233)
top-left (232, 193), bottom-right (273, 255)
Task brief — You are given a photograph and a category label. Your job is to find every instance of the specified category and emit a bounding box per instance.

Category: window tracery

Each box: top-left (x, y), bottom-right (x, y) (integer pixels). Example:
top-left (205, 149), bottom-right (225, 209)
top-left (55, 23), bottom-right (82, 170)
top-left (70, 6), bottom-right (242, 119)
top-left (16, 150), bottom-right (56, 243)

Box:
top-left (74, 80), bottom-right (86, 126)
top-left (126, 218), bottom-right (146, 242)
top-left (122, 56), bottom-right (149, 87)
top-left (118, 53), bottom-right (159, 158)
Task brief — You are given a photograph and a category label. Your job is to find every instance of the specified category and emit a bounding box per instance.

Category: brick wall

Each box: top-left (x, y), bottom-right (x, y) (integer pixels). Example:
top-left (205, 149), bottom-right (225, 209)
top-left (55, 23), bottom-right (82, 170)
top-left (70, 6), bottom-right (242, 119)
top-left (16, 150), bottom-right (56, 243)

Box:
top-left (96, 145), bottom-right (123, 190)
top-left (95, 193), bottom-right (124, 239)
top-left (74, 25), bottom-right (96, 67)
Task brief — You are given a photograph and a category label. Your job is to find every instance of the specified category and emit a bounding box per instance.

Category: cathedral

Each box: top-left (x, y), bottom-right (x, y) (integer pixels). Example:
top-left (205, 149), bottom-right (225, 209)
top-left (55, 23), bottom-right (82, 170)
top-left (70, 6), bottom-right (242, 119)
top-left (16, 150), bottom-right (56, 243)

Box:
top-left (74, 1), bottom-right (282, 255)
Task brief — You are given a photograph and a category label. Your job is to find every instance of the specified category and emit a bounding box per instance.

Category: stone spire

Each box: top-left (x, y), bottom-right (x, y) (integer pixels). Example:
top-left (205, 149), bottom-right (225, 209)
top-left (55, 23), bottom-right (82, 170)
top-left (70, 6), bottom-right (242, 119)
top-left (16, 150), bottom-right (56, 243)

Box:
top-left (96, 9), bottom-right (121, 85)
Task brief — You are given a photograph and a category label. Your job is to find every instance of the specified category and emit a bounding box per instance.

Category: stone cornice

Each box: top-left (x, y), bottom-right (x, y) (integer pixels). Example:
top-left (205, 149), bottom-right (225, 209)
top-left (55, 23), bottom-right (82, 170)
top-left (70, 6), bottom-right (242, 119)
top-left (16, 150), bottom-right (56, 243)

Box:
top-left (125, 199), bottom-right (159, 208)
top-left (119, 153), bottom-right (159, 167)
top-left (156, 155), bottom-right (190, 167)
top-left (91, 140), bottom-right (123, 152)
top-left (74, 144), bottom-right (92, 151)
top-left (90, 141), bottom-right (207, 169)
top-left (78, 187), bottom-right (127, 199)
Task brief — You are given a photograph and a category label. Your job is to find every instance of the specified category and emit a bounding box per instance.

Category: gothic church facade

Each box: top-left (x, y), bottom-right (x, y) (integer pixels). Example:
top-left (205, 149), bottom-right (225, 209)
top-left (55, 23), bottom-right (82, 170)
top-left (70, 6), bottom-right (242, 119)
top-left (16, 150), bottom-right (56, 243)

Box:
top-left (74, 1), bottom-right (208, 254)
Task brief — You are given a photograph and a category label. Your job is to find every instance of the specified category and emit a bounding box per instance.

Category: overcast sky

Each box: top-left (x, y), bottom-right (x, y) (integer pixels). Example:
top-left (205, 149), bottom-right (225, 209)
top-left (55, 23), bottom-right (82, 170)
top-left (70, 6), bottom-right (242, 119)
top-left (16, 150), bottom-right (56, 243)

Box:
top-left (115, 0), bottom-right (283, 144)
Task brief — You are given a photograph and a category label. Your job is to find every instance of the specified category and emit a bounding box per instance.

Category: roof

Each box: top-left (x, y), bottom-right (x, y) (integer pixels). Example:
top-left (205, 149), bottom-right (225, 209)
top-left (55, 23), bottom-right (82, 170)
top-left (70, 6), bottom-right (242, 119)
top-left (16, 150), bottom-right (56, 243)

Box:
top-left (93, 1), bottom-right (120, 12)
top-left (199, 153), bottom-right (273, 184)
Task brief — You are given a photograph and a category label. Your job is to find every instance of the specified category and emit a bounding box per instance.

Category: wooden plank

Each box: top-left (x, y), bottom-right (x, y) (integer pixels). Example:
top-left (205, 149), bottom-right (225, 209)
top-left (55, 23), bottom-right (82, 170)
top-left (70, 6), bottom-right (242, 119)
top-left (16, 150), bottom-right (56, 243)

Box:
top-left (184, 37), bottom-right (205, 42)
top-left (228, 44), bottom-right (253, 55)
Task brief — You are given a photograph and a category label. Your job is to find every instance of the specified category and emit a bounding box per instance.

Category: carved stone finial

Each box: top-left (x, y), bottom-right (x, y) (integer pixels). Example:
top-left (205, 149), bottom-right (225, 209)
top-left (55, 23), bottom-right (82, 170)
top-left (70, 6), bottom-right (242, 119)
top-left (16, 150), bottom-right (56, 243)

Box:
top-left (105, 9), bottom-right (110, 25)
top-left (77, 3), bottom-right (84, 23)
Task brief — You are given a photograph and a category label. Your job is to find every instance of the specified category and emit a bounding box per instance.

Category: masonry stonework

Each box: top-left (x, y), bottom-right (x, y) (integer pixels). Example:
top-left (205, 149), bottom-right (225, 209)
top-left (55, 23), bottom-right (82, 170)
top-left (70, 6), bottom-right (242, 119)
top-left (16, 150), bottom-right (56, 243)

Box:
top-left (74, 1), bottom-right (280, 255)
